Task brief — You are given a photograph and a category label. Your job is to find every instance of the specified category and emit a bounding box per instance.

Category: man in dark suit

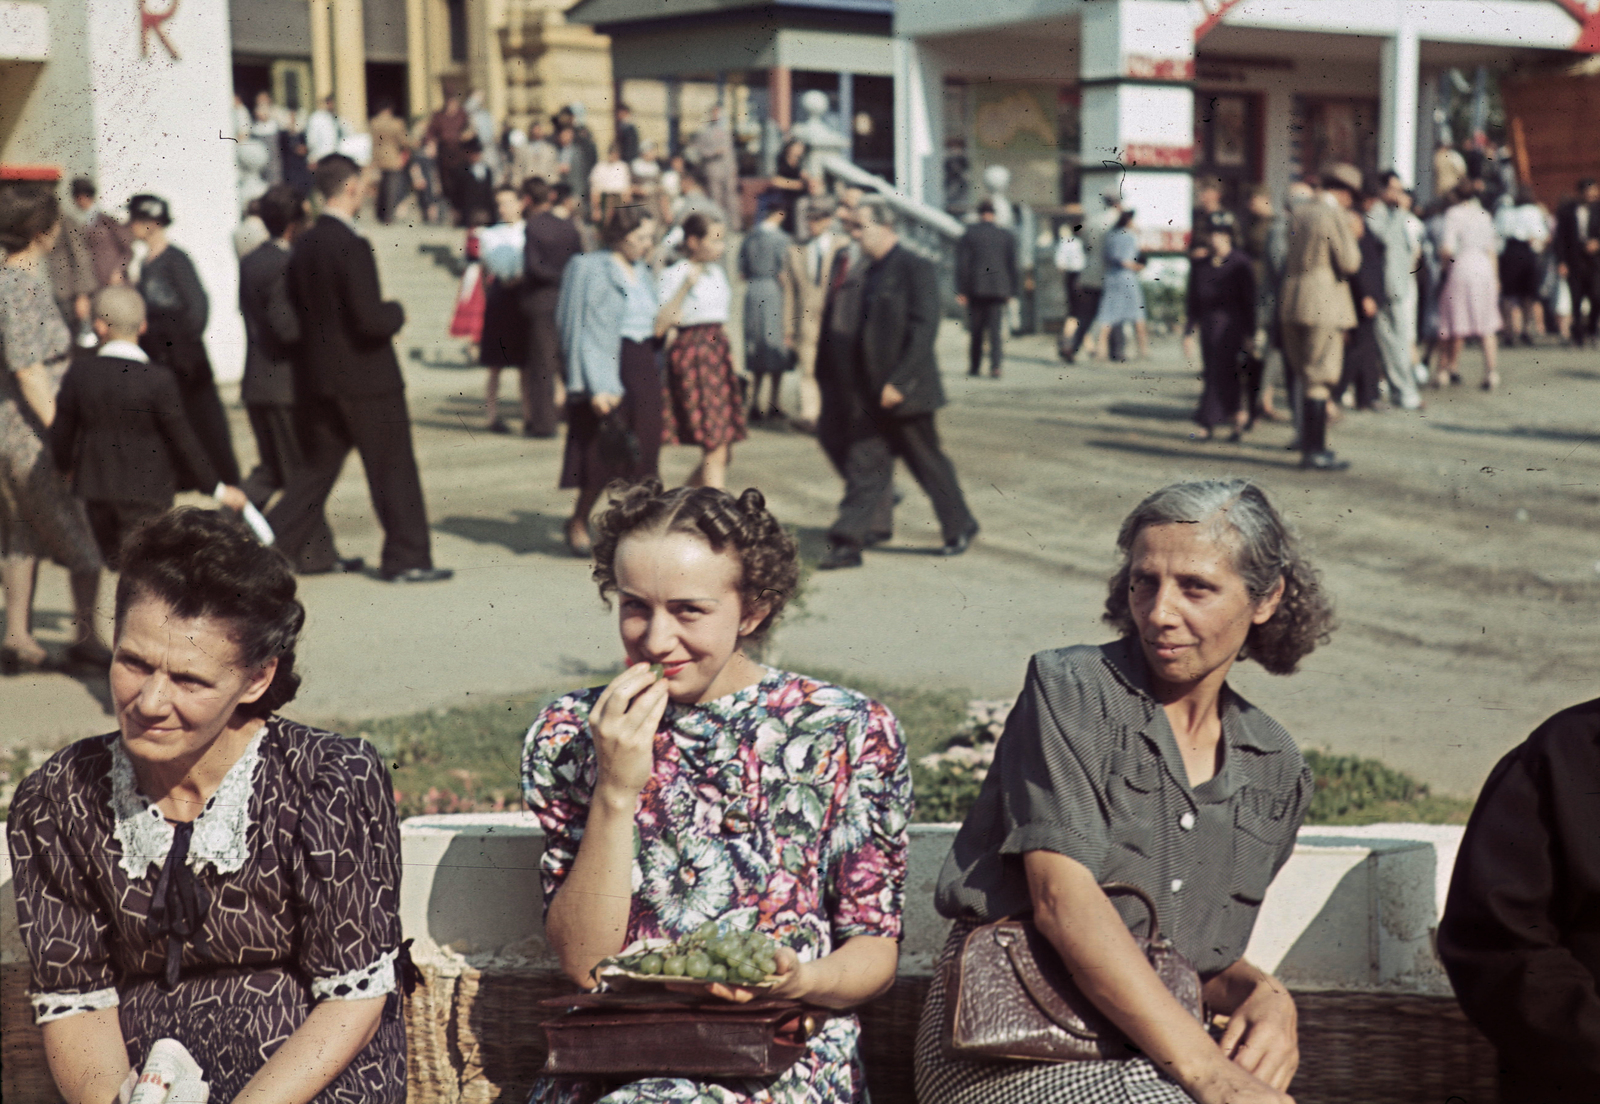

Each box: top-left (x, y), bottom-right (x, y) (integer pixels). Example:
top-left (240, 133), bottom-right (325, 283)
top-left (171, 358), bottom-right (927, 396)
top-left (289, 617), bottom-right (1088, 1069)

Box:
top-left (819, 198), bottom-right (978, 570)
top-left (239, 184), bottom-right (357, 574)
top-left (955, 199), bottom-right (1018, 378)
top-left (520, 177), bottom-right (582, 438)
top-left (268, 154), bottom-right (452, 583)
top-left (51, 287), bottom-right (248, 567)
top-left (1555, 178), bottom-right (1600, 347)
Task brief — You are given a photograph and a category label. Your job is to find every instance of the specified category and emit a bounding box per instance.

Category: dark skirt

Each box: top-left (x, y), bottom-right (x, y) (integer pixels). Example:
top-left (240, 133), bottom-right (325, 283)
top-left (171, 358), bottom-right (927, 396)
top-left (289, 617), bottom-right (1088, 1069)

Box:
top-left (480, 280), bottom-right (529, 368)
top-left (1194, 314), bottom-right (1250, 429)
top-left (1498, 239), bottom-right (1541, 301)
top-left (663, 324), bottom-right (748, 450)
top-left (560, 338), bottom-right (663, 494)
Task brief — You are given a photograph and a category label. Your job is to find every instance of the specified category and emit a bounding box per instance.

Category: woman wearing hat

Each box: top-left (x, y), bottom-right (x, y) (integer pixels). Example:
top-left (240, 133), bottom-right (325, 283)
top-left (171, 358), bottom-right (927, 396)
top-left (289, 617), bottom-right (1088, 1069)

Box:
top-left (128, 194), bottom-right (241, 486)
top-left (1185, 212), bottom-right (1257, 440)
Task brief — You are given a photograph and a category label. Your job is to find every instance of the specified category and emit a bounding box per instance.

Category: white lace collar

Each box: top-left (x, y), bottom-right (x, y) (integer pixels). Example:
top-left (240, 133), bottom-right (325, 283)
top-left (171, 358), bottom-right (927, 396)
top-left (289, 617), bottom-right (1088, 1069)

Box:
top-left (110, 725), bottom-right (268, 880)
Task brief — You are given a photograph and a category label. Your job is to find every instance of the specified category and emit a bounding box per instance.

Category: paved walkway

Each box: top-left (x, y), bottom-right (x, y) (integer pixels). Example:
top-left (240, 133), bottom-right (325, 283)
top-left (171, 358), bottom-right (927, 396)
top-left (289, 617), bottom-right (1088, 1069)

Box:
top-left (4, 220), bottom-right (1599, 797)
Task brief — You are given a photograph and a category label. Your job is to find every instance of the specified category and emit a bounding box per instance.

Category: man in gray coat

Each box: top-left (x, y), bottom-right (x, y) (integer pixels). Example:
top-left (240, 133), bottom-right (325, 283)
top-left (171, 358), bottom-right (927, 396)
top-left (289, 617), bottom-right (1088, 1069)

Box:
top-left (1366, 171), bottom-right (1423, 410)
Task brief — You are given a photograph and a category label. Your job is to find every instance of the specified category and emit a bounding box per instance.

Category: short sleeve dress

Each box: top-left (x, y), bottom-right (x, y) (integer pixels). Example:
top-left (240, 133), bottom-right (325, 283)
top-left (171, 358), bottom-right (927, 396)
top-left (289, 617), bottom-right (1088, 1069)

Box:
top-left (6, 718), bottom-right (408, 1102)
top-left (521, 669), bottom-right (913, 1104)
top-left (0, 251), bottom-right (102, 570)
top-left (1090, 229), bottom-right (1148, 328)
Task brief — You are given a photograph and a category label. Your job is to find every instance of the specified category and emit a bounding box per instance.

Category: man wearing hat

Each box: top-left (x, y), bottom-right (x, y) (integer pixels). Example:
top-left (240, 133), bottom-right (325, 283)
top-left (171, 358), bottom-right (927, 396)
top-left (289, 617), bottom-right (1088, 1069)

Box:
top-left (1278, 164), bottom-right (1363, 471)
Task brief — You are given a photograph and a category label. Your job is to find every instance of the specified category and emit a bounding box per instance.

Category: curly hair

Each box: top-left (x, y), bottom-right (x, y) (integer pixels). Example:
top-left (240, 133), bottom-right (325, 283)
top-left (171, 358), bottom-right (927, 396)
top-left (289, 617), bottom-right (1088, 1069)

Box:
top-left (589, 479), bottom-right (799, 647)
top-left (0, 183), bottom-right (60, 254)
top-left (1102, 479), bottom-right (1335, 675)
top-left (114, 508), bottom-right (306, 717)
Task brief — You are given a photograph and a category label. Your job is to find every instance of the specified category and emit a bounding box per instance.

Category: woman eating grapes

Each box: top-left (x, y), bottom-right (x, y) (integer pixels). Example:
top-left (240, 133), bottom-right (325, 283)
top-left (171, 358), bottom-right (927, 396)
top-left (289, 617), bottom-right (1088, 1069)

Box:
top-left (522, 480), bottom-right (911, 1104)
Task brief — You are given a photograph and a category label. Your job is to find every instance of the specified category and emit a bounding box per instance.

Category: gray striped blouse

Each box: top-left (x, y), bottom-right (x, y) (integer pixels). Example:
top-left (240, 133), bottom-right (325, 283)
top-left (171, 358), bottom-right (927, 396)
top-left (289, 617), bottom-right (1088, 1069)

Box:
top-left (935, 638), bottom-right (1312, 978)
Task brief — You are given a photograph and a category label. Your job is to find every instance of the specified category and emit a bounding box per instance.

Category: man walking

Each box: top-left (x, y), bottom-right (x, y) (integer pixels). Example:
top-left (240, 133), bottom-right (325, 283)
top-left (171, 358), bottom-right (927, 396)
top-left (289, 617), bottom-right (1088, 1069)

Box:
top-left (521, 177), bottom-right (582, 438)
top-left (1367, 171), bottom-right (1424, 409)
top-left (783, 197), bottom-right (846, 432)
top-left (820, 198), bottom-right (978, 570)
top-left (693, 105), bottom-right (739, 234)
top-left (1555, 178), bottom-right (1600, 347)
top-left (955, 199), bottom-right (1018, 378)
top-left (268, 155), bottom-right (452, 582)
top-left (369, 100), bottom-right (411, 225)
top-left (1280, 164), bottom-right (1363, 471)
top-left (238, 184), bottom-right (361, 575)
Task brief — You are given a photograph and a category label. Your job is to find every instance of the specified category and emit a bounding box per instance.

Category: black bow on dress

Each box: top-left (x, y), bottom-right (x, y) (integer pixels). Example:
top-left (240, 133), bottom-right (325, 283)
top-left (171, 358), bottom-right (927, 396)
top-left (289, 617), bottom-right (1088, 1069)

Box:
top-left (146, 821), bottom-right (210, 990)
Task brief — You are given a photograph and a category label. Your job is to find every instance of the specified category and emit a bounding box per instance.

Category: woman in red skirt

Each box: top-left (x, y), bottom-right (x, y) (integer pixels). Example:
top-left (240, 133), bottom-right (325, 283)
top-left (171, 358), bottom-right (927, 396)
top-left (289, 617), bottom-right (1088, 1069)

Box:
top-left (656, 214), bottom-right (746, 489)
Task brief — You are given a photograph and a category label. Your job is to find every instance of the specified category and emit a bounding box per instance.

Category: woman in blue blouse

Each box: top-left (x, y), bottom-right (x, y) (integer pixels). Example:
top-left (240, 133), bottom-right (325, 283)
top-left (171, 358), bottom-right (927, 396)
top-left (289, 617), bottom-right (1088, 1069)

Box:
top-left (556, 205), bottom-right (662, 555)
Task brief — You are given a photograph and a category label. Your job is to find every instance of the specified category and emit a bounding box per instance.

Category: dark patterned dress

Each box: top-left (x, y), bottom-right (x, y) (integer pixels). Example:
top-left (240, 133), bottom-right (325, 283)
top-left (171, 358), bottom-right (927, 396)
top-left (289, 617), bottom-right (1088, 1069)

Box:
top-left (7, 718), bottom-right (407, 1102)
top-left (522, 669), bottom-right (912, 1104)
top-left (659, 262), bottom-right (747, 450)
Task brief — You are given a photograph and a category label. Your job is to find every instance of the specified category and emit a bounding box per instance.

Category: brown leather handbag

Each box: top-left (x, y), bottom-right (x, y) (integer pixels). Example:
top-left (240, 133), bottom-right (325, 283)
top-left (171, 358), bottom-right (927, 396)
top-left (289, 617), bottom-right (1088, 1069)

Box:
top-left (539, 994), bottom-right (826, 1078)
top-left (943, 882), bottom-right (1205, 1062)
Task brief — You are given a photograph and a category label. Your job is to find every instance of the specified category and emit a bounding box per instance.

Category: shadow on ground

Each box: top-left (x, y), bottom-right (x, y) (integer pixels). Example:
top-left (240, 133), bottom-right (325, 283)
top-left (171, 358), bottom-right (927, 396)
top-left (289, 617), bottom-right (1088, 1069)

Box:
top-left (1105, 402), bottom-right (1196, 423)
top-left (1430, 422), bottom-right (1599, 445)
top-left (435, 511), bottom-right (574, 557)
top-left (1086, 437), bottom-right (1299, 469)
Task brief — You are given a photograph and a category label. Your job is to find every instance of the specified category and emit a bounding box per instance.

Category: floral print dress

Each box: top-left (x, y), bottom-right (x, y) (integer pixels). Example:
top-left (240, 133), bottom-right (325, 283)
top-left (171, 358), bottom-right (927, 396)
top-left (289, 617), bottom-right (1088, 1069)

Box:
top-left (522, 669), bottom-right (912, 1104)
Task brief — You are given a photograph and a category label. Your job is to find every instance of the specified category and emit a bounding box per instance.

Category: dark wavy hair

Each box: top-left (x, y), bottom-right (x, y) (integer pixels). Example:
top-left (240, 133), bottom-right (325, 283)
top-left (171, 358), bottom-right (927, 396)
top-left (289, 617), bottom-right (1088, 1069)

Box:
top-left (590, 479), bottom-right (799, 647)
top-left (114, 508), bottom-right (306, 717)
top-left (600, 203), bottom-right (651, 249)
top-left (1102, 479), bottom-right (1335, 675)
top-left (0, 183), bottom-right (60, 253)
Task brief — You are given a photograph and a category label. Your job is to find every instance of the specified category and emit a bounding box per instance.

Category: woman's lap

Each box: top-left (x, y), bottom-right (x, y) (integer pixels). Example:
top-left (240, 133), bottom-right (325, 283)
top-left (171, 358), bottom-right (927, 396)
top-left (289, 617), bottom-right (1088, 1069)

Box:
top-left (914, 923), bottom-right (1191, 1104)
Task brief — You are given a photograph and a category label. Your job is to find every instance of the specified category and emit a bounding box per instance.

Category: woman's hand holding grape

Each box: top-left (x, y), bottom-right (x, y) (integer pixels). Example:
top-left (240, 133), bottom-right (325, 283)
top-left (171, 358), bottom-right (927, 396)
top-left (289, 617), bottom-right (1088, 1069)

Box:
top-left (588, 663), bottom-right (670, 799)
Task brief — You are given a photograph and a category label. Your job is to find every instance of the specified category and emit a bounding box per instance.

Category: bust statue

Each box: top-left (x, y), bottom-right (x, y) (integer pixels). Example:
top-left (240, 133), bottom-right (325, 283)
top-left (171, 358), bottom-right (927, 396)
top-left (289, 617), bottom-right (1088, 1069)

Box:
top-left (790, 89), bottom-right (850, 176)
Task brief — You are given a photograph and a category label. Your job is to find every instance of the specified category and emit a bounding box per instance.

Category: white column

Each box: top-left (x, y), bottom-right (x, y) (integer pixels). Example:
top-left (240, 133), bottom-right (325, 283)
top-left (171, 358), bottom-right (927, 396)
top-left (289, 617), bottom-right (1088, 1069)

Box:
top-left (83, 0), bottom-right (243, 381)
top-left (1079, 0), bottom-right (1196, 255)
top-left (893, 38), bottom-right (942, 206)
top-left (1379, 7), bottom-right (1420, 186)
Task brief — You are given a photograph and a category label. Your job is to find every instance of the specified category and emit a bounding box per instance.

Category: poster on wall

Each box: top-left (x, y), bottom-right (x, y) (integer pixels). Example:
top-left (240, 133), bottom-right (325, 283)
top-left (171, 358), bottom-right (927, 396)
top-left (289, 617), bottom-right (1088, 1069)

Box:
top-left (973, 85), bottom-right (1057, 152)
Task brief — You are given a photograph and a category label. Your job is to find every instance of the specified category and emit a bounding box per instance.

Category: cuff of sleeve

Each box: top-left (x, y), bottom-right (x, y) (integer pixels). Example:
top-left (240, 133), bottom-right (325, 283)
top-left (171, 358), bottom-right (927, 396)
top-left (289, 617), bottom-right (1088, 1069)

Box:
top-left (312, 948), bottom-right (397, 1002)
top-left (32, 986), bottom-right (120, 1024)
top-left (1000, 822), bottom-right (1106, 876)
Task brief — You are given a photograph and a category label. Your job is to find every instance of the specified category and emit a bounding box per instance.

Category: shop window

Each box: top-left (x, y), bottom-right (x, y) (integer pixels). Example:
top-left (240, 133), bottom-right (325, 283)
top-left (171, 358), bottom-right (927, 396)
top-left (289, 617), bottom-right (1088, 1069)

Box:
top-left (1290, 96), bottom-right (1379, 188)
top-left (1193, 92), bottom-right (1261, 215)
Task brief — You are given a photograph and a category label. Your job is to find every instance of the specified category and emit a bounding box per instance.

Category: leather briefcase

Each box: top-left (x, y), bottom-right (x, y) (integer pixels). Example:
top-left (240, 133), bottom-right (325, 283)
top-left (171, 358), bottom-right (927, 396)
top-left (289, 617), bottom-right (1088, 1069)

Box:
top-left (944, 882), bottom-right (1205, 1062)
top-left (539, 994), bottom-right (824, 1078)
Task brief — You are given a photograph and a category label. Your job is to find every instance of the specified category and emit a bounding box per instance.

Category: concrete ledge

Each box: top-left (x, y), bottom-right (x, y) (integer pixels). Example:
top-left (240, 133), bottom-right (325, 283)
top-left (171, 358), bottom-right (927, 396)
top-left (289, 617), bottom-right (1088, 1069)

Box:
top-left (2, 818), bottom-right (1477, 1103)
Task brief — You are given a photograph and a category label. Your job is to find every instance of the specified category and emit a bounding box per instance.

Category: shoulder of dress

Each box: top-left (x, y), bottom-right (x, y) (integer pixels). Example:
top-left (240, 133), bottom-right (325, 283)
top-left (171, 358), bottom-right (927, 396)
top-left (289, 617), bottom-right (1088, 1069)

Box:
top-left (10, 733), bottom-right (118, 812)
top-left (1521, 698), bottom-right (1600, 766)
top-left (271, 718), bottom-right (385, 782)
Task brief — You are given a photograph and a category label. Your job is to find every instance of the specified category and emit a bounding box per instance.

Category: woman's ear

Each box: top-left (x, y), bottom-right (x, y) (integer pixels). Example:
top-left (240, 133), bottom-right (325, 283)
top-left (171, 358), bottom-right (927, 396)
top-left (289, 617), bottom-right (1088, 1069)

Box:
top-left (738, 598), bottom-right (772, 639)
top-left (1251, 575), bottom-right (1287, 626)
top-left (238, 657), bottom-right (280, 706)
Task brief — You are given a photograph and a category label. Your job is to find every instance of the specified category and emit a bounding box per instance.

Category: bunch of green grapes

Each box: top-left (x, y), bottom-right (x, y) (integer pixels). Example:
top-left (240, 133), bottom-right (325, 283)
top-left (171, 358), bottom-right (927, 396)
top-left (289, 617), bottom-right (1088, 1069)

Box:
top-left (617, 921), bottom-right (781, 984)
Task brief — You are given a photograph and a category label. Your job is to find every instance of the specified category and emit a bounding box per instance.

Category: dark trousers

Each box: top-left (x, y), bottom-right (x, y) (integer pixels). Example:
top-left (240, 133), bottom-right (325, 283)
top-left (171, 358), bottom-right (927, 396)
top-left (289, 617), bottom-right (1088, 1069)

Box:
top-left (1195, 322), bottom-right (1249, 430)
top-left (967, 297), bottom-right (1006, 375)
top-left (85, 499), bottom-right (165, 569)
top-left (1338, 320), bottom-right (1383, 409)
top-left (181, 379), bottom-right (241, 486)
top-left (829, 410), bottom-right (974, 548)
top-left (1066, 287), bottom-right (1124, 360)
top-left (243, 403), bottom-right (336, 565)
top-left (523, 289), bottom-right (562, 437)
top-left (266, 391), bottom-right (432, 575)
top-left (1569, 264), bottom-right (1600, 344)
top-left (377, 170), bottom-right (410, 224)
top-left (817, 389), bottom-right (896, 541)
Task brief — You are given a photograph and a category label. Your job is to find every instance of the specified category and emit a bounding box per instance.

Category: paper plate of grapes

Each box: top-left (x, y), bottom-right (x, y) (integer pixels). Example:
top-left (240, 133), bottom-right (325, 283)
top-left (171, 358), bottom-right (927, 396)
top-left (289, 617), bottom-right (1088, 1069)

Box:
top-left (597, 922), bottom-right (785, 995)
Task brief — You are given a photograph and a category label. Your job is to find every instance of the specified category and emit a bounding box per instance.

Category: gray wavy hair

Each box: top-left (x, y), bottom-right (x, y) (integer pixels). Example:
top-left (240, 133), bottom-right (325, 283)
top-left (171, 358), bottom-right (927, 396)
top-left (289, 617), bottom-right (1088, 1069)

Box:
top-left (1102, 479), bottom-right (1335, 675)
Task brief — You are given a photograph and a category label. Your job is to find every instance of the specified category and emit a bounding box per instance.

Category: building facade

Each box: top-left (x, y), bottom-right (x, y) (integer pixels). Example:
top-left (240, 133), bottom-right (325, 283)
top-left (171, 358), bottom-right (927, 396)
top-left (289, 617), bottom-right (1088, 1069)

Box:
top-left (895, 0), bottom-right (1600, 255)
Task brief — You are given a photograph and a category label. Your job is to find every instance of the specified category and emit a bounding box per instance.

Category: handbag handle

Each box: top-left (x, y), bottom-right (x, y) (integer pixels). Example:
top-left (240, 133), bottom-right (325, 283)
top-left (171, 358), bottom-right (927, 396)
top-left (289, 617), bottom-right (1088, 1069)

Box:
top-left (1097, 882), bottom-right (1165, 943)
top-left (990, 882), bottom-right (1171, 1042)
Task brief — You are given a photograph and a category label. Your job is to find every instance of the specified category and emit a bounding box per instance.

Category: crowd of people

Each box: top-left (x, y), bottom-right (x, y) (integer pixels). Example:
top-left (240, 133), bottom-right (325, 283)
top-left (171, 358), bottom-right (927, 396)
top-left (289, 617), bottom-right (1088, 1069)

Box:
top-left (1047, 157), bottom-right (1600, 473)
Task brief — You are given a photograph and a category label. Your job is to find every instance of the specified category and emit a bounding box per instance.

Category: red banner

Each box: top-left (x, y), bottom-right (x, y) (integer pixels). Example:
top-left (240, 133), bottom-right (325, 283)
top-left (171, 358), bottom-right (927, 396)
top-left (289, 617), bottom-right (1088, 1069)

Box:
top-left (1123, 143), bottom-right (1196, 168)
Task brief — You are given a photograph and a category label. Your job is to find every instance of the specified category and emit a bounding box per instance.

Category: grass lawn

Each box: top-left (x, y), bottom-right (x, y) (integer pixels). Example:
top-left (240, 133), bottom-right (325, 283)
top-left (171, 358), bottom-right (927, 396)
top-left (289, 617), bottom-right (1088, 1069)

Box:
top-left (310, 667), bottom-right (1471, 826)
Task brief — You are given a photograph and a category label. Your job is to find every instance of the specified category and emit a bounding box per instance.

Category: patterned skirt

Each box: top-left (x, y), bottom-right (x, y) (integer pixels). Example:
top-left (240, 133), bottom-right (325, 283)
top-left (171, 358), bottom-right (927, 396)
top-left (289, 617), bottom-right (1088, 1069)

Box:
top-left (663, 324), bottom-right (747, 450)
top-left (913, 919), bottom-right (1191, 1104)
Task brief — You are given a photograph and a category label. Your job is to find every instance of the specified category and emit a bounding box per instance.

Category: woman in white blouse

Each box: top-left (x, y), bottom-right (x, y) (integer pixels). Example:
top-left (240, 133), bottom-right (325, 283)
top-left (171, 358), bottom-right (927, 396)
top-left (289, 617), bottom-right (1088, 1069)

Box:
top-left (655, 214), bottom-right (747, 489)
